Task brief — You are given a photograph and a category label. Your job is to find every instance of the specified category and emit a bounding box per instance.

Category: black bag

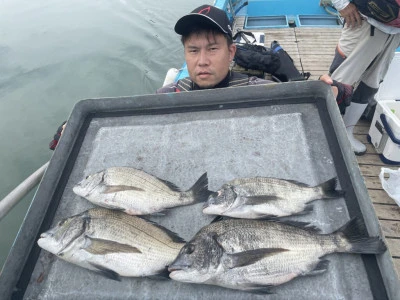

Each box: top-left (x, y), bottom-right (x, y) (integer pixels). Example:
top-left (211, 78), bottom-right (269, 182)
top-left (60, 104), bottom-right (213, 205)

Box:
top-left (234, 43), bottom-right (281, 74)
top-left (270, 41), bottom-right (310, 82)
top-left (233, 31), bottom-right (281, 74)
top-left (353, 0), bottom-right (399, 24)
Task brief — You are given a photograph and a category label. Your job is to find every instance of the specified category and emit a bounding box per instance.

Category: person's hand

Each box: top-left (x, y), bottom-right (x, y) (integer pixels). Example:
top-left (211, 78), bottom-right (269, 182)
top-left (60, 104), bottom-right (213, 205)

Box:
top-left (49, 121), bottom-right (67, 150)
top-left (339, 3), bottom-right (362, 28)
top-left (319, 74), bottom-right (333, 85)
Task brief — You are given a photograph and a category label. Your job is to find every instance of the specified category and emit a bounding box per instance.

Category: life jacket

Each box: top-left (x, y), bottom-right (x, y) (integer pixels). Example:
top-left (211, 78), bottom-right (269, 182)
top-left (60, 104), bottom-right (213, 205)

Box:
top-left (174, 72), bottom-right (251, 92)
top-left (353, 0), bottom-right (400, 27)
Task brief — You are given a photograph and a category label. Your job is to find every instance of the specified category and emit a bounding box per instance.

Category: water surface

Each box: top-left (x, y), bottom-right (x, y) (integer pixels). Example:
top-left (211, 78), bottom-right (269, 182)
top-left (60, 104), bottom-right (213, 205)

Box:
top-left (0, 0), bottom-right (205, 269)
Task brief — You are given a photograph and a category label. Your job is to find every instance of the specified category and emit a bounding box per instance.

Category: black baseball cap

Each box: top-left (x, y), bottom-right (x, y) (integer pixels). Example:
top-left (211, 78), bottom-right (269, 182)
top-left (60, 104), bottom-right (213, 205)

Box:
top-left (174, 5), bottom-right (232, 38)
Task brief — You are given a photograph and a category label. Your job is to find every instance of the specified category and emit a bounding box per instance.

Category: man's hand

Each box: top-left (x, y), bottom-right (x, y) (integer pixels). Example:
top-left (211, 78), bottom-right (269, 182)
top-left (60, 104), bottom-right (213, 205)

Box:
top-left (339, 3), bottom-right (362, 28)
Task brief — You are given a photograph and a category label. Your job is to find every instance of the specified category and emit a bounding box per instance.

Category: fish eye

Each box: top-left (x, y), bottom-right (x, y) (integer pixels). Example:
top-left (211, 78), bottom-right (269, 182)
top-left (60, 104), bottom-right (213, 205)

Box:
top-left (185, 244), bottom-right (195, 254)
top-left (208, 193), bottom-right (218, 202)
top-left (58, 219), bottom-right (66, 226)
top-left (230, 186), bottom-right (238, 197)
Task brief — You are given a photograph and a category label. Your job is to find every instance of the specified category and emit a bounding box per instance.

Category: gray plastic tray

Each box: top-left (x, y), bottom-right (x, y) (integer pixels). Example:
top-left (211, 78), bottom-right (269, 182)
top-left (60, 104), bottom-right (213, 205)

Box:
top-left (1, 81), bottom-right (398, 299)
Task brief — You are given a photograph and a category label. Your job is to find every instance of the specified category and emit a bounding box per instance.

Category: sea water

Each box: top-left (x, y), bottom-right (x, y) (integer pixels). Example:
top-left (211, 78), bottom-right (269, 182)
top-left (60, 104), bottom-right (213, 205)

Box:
top-left (0, 0), bottom-right (204, 270)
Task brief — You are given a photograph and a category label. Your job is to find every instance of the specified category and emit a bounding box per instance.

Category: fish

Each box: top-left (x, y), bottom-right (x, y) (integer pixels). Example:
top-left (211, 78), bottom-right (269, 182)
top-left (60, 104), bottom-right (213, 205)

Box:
top-left (168, 217), bottom-right (386, 293)
top-left (37, 208), bottom-right (185, 281)
top-left (203, 177), bottom-right (344, 218)
top-left (73, 167), bottom-right (210, 215)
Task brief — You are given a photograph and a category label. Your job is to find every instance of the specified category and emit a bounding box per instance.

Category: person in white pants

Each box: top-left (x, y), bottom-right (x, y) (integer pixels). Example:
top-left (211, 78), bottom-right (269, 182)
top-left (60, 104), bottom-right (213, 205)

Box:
top-left (330, 0), bottom-right (400, 155)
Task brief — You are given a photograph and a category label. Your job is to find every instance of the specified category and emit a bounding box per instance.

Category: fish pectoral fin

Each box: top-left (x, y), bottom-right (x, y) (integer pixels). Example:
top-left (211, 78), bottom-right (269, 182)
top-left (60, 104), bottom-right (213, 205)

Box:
top-left (100, 204), bottom-right (126, 212)
top-left (243, 195), bottom-right (281, 205)
top-left (103, 185), bottom-right (144, 194)
top-left (84, 237), bottom-right (142, 255)
top-left (225, 248), bottom-right (288, 269)
top-left (210, 215), bottom-right (226, 223)
top-left (147, 267), bottom-right (171, 280)
top-left (89, 263), bottom-right (121, 281)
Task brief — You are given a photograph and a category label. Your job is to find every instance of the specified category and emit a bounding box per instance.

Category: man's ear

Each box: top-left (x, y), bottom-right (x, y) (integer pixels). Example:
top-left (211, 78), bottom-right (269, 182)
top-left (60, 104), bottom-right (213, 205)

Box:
top-left (229, 44), bottom-right (236, 61)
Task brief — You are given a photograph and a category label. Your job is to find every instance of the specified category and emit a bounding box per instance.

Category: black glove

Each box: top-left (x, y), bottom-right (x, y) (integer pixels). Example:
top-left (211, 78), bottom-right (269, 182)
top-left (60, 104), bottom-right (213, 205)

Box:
top-left (49, 121), bottom-right (67, 150)
top-left (332, 80), bottom-right (353, 114)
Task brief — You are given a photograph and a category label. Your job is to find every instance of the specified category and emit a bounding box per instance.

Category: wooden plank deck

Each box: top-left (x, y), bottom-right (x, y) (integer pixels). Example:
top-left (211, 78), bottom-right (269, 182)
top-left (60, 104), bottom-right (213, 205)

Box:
top-left (355, 119), bottom-right (400, 275)
top-left (232, 19), bottom-right (400, 277)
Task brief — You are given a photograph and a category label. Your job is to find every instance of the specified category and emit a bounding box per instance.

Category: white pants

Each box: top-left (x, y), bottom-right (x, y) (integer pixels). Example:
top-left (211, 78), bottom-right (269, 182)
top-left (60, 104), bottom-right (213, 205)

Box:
top-left (332, 20), bottom-right (400, 89)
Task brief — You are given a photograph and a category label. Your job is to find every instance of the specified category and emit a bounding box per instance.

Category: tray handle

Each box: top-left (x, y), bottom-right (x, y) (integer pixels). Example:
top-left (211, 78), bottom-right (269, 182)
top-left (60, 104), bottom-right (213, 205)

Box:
top-left (380, 113), bottom-right (400, 145)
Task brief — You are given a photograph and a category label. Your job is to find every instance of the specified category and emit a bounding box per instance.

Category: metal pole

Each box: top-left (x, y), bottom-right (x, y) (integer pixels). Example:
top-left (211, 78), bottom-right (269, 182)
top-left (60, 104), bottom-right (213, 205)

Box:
top-left (0, 161), bottom-right (49, 221)
top-left (228, 0), bottom-right (236, 18)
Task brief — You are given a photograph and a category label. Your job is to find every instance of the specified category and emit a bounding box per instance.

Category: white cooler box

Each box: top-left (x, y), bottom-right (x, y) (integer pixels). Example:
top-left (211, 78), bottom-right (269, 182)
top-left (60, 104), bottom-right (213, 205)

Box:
top-left (368, 100), bottom-right (400, 164)
top-left (368, 52), bottom-right (400, 164)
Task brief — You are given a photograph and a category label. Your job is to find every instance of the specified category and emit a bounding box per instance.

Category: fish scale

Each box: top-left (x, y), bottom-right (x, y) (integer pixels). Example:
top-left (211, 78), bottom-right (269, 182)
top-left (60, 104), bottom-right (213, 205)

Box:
top-left (87, 209), bottom-right (182, 250)
top-left (73, 167), bottom-right (210, 215)
top-left (168, 218), bottom-right (386, 292)
top-left (37, 208), bottom-right (185, 280)
top-left (208, 220), bottom-right (332, 254)
top-left (232, 177), bottom-right (324, 197)
top-left (203, 176), bottom-right (344, 218)
top-left (105, 168), bottom-right (177, 194)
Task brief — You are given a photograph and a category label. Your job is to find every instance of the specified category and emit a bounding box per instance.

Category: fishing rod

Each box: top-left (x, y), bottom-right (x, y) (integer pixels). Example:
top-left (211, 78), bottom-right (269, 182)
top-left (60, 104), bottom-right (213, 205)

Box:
top-left (0, 161), bottom-right (49, 221)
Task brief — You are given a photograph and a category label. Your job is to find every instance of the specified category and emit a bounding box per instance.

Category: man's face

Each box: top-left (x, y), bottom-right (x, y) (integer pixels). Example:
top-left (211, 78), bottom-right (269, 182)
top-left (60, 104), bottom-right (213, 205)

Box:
top-left (184, 31), bottom-right (236, 88)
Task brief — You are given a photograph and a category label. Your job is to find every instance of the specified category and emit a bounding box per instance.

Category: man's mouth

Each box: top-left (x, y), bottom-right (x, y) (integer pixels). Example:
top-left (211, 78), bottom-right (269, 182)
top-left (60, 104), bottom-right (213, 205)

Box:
top-left (197, 72), bottom-right (211, 78)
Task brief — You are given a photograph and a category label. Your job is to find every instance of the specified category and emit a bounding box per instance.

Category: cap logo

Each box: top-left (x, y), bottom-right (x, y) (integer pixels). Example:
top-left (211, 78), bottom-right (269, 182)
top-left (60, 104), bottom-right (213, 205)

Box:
top-left (198, 6), bottom-right (211, 15)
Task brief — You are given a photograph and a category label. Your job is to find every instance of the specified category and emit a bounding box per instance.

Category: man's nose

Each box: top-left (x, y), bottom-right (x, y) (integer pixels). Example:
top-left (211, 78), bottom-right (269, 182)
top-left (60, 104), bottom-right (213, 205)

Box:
top-left (198, 49), bottom-right (209, 65)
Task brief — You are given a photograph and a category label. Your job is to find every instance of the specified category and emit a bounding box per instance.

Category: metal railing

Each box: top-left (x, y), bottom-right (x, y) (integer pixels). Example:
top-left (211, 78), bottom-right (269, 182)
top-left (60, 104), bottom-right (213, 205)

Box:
top-left (0, 161), bottom-right (49, 221)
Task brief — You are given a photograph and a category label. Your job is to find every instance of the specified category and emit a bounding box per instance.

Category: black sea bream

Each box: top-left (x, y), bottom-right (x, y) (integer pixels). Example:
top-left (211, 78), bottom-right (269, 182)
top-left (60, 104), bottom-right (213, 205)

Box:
top-left (38, 208), bottom-right (185, 280)
top-left (203, 177), bottom-right (344, 218)
top-left (73, 167), bottom-right (210, 215)
top-left (169, 218), bottom-right (386, 293)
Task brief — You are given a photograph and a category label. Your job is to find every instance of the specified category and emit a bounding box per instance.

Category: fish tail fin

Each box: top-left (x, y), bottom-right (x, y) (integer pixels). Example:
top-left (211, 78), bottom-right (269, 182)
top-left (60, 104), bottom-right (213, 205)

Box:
top-left (319, 177), bottom-right (345, 199)
top-left (335, 217), bottom-right (387, 254)
top-left (187, 172), bottom-right (212, 203)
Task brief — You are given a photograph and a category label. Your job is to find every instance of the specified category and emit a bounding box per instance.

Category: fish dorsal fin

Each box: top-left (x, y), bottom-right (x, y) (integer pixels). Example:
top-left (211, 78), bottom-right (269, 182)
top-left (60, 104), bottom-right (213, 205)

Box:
top-left (243, 195), bottom-right (281, 205)
top-left (103, 185), bottom-right (144, 194)
top-left (137, 217), bottom-right (186, 243)
top-left (225, 248), bottom-right (288, 269)
top-left (283, 179), bottom-right (310, 187)
top-left (84, 236), bottom-right (142, 255)
top-left (89, 263), bottom-right (121, 281)
top-left (272, 220), bottom-right (321, 232)
top-left (159, 178), bottom-right (181, 192)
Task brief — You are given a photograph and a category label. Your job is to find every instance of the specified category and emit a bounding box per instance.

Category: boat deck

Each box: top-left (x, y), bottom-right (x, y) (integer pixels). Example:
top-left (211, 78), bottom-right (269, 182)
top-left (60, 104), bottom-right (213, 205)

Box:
top-left (356, 119), bottom-right (400, 278)
top-left (232, 22), bottom-right (400, 277)
top-left (233, 19), bottom-right (342, 80)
